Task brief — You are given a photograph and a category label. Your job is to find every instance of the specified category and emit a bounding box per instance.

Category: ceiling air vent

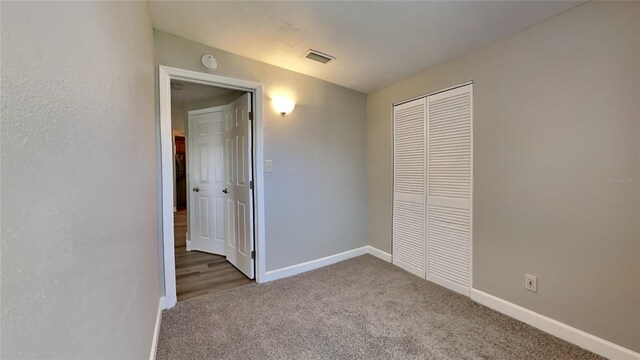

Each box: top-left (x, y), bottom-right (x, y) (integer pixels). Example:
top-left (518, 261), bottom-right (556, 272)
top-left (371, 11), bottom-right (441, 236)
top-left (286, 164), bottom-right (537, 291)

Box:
top-left (305, 49), bottom-right (335, 64)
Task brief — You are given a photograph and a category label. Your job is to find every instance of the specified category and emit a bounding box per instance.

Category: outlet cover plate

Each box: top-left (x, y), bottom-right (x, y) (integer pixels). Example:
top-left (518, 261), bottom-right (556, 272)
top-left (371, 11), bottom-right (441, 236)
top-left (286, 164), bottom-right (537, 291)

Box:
top-left (525, 274), bottom-right (537, 292)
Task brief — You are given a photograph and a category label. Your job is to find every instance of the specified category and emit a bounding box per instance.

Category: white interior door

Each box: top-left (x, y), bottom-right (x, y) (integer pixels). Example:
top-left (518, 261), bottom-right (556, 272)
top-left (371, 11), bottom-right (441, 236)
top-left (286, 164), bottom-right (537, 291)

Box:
top-left (188, 107), bottom-right (226, 255)
top-left (392, 98), bottom-right (427, 277)
top-left (224, 93), bottom-right (255, 279)
top-left (426, 84), bottom-right (473, 296)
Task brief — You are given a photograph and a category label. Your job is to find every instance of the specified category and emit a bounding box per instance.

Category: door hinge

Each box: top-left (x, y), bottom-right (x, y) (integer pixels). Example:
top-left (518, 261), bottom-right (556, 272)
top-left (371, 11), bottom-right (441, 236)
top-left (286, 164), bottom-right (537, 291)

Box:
top-left (249, 180), bottom-right (254, 190)
top-left (251, 250), bottom-right (255, 260)
top-left (249, 111), bottom-right (254, 121)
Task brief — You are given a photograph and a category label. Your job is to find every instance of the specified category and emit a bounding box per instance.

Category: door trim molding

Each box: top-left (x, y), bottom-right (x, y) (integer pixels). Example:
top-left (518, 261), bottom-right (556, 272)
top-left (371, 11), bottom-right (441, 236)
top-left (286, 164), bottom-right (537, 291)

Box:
top-left (158, 65), bottom-right (266, 309)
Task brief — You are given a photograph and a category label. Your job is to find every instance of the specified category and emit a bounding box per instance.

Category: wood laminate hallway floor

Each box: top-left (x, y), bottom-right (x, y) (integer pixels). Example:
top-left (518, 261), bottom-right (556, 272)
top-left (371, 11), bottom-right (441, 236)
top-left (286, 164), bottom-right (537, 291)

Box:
top-left (174, 209), bottom-right (252, 302)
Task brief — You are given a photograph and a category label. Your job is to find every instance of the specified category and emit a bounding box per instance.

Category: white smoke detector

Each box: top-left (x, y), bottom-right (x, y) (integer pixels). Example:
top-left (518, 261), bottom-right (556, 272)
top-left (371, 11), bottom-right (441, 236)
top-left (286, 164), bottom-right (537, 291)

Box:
top-left (200, 54), bottom-right (218, 70)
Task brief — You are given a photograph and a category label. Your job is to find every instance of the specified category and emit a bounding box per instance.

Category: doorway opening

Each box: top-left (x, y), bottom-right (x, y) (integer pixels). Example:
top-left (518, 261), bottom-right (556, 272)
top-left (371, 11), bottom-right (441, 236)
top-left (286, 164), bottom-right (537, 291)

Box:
top-left (170, 82), bottom-right (254, 302)
top-left (159, 66), bottom-right (266, 309)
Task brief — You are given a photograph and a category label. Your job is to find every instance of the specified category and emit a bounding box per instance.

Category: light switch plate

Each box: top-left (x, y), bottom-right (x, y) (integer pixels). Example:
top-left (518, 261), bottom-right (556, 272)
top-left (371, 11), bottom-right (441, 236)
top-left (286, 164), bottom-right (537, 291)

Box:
top-left (265, 160), bottom-right (273, 173)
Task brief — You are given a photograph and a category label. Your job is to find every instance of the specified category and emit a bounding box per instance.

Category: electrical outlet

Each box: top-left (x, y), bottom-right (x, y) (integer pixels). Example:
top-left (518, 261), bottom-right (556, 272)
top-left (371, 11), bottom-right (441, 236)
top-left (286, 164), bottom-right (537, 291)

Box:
top-left (525, 274), bottom-right (537, 292)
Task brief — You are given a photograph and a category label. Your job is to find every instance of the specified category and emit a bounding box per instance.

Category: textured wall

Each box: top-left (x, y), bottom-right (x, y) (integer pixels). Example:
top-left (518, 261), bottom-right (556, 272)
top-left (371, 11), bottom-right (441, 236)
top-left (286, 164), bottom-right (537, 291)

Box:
top-left (155, 31), bottom-right (368, 275)
top-left (1, 2), bottom-right (160, 358)
top-left (366, 1), bottom-right (640, 351)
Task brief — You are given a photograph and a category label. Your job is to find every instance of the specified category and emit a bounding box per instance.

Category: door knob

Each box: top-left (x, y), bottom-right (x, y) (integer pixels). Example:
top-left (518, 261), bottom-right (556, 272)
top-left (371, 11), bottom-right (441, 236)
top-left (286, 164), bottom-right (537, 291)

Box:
top-left (192, 187), bottom-right (200, 192)
top-left (222, 188), bottom-right (228, 194)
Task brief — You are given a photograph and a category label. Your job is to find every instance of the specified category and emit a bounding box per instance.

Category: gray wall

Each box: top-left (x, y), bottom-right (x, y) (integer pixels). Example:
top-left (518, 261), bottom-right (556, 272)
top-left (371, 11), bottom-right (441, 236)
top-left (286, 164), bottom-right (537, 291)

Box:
top-left (171, 102), bottom-right (186, 131)
top-left (172, 91), bottom-right (246, 132)
top-left (155, 31), bottom-right (368, 274)
top-left (1, 2), bottom-right (160, 358)
top-left (183, 91), bottom-right (246, 115)
top-left (367, 1), bottom-right (640, 352)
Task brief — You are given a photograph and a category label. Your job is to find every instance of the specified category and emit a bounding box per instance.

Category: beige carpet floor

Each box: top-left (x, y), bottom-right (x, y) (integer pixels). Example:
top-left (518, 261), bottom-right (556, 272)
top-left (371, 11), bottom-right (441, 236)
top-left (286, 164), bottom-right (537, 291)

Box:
top-left (157, 255), bottom-right (601, 359)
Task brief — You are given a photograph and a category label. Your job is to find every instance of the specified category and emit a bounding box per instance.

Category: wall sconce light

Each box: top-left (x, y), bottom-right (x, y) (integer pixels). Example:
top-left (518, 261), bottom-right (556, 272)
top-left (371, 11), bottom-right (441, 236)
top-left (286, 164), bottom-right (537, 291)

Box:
top-left (272, 96), bottom-right (295, 116)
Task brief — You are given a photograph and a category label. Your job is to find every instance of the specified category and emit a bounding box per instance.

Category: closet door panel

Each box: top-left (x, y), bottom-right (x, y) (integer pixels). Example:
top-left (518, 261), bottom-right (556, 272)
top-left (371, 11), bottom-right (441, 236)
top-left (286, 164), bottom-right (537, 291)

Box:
top-left (393, 98), bottom-right (426, 277)
top-left (426, 84), bottom-right (473, 296)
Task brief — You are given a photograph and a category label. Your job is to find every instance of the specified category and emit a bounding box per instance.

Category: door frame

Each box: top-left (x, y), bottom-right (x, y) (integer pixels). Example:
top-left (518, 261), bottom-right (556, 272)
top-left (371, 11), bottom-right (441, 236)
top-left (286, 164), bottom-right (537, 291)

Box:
top-left (158, 65), bottom-right (266, 309)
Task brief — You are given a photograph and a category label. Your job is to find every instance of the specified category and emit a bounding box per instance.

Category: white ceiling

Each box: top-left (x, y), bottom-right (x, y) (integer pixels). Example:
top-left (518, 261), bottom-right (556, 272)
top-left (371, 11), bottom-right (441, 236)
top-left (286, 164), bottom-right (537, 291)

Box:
top-left (170, 80), bottom-right (234, 104)
top-left (150, 1), bottom-right (583, 94)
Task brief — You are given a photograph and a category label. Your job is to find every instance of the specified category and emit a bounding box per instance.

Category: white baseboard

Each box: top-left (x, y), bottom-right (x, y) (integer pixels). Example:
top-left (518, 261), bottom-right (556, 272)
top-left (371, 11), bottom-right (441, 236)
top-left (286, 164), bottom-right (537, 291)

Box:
top-left (366, 246), bottom-right (392, 262)
top-left (470, 289), bottom-right (640, 360)
top-left (261, 246), bottom-right (393, 283)
top-left (185, 238), bottom-right (192, 251)
top-left (149, 297), bottom-right (164, 360)
top-left (262, 246), bottom-right (370, 282)
top-left (261, 246), bottom-right (391, 282)
top-left (428, 273), bottom-right (469, 297)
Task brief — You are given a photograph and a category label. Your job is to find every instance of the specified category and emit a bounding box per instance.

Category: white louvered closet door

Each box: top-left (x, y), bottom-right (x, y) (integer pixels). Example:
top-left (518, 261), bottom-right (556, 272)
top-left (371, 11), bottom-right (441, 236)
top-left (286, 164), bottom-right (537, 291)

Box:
top-left (393, 98), bottom-right (427, 277)
top-left (426, 84), bottom-right (473, 296)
